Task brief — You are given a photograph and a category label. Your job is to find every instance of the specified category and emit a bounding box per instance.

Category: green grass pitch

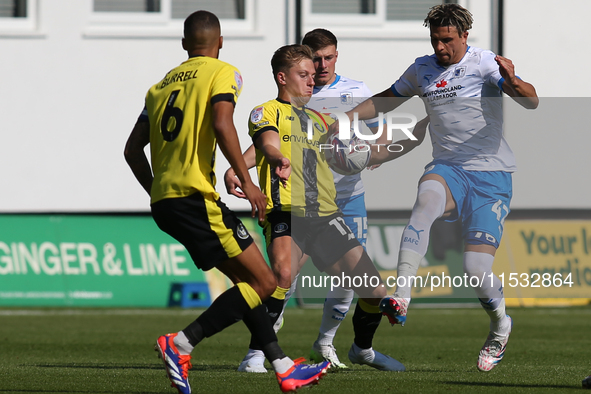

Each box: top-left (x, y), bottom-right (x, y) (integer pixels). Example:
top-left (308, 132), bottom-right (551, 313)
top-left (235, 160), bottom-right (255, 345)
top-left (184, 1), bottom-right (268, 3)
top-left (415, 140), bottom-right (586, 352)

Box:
top-left (0, 305), bottom-right (590, 393)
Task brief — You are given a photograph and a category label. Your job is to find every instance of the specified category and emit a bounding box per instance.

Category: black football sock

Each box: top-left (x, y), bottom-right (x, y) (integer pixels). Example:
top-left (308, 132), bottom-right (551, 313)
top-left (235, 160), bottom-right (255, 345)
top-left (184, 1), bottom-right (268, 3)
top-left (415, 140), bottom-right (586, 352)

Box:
top-left (248, 295), bottom-right (284, 350)
top-left (265, 294), bottom-right (286, 327)
top-left (183, 285), bottom-right (250, 346)
top-left (243, 303), bottom-right (286, 362)
top-left (352, 301), bottom-right (383, 349)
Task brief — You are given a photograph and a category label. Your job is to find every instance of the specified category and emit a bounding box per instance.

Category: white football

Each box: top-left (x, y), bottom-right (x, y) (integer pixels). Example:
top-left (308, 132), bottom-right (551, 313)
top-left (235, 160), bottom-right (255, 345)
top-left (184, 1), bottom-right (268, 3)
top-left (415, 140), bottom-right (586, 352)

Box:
top-left (323, 132), bottom-right (371, 176)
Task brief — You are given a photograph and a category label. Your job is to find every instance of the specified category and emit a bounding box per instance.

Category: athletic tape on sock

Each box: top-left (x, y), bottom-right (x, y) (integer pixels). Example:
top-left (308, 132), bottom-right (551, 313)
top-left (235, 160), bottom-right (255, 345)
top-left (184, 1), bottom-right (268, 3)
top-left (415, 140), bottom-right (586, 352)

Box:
top-left (271, 286), bottom-right (289, 300)
top-left (358, 298), bottom-right (381, 314)
top-left (237, 282), bottom-right (262, 309)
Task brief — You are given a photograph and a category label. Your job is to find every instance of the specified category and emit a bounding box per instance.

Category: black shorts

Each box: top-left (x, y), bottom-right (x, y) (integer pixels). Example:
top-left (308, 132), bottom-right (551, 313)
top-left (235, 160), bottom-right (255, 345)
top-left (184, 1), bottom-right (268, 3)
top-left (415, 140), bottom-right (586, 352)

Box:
top-left (263, 211), bottom-right (360, 272)
top-left (262, 211), bottom-right (292, 247)
top-left (151, 192), bottom-right (253, 271)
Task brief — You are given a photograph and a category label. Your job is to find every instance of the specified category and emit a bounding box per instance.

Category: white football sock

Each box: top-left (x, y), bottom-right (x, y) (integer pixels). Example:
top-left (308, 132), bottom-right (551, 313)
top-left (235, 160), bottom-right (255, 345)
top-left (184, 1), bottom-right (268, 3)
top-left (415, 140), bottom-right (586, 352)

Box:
top-left (463, 251), bottom-right (509, 336)
top-left (399, 180), bottom-right (446, 256)
top-left (173, 331), bottom-right (194, 355)
top-left (272, 356), bottom-right (294, 374)
top-left (394, 250), bottom-right (422, 299)
top-left (395, 180), bottom-right (446, 299)
top-left (316, 286), bottom-right (354, 346)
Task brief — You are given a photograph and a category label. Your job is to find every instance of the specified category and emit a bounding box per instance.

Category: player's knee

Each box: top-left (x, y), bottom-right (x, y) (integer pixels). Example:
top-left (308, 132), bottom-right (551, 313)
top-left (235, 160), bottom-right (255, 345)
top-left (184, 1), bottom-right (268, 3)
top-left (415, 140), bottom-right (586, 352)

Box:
top-left (462, 249), bottom-right (496, 279)
top-left (414, 180), bottom-right (446, 218)
top-left (271, 261), bottom-right (292, 288)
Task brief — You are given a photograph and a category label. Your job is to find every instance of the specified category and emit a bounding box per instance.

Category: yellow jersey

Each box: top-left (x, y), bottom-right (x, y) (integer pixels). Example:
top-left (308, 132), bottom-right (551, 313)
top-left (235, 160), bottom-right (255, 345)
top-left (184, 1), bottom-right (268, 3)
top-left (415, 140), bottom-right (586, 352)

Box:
top-left (145, 56), bottom-right (243, 204)
top-left (248, 98), bottom-right (338, 217)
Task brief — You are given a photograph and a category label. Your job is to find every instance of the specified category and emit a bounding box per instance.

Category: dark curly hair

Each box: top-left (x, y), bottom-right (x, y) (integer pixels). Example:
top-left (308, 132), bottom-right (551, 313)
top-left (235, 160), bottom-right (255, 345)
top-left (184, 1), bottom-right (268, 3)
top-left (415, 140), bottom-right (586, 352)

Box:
top-left (424, 4), bottom-right (473, 36)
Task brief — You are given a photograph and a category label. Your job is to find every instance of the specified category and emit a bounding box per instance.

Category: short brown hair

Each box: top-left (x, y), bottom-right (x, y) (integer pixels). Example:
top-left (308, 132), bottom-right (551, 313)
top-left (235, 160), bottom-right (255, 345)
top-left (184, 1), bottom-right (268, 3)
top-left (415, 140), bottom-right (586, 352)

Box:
top-left (424, 4), bottom-right (473, 36)
top-left (301, 28), bottom-right (338, 52)
top-left (271, 44), bottom-right (314, 78)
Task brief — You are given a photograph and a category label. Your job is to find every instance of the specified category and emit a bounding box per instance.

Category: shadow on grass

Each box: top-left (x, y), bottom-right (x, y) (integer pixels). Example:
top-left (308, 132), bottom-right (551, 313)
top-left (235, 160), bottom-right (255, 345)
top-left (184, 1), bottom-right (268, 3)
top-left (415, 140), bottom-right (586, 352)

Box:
top-left (444, 381), bottom-right (578, 390)
top-left (0, 391), bottom-right (164, 394)
top-left (32, 363), bottom-right (238, 371)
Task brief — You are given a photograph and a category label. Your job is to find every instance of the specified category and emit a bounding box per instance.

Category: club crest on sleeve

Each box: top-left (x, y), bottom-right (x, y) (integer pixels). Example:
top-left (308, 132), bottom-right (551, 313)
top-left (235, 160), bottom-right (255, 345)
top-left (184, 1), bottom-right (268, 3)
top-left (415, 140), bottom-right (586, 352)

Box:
top-left (234, 71), bottom-right (243, 91)
top-left (251, 106), bottom-right (264, 123)
top-left (454, 66), bottom-right (466, 78)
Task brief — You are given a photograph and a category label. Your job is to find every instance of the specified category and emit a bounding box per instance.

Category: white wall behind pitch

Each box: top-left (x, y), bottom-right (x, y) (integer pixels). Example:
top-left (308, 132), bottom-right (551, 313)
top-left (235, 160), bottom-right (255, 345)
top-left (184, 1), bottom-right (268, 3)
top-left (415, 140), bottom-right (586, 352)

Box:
top-left (1, 0), bottom-right (589, 212)
top-left (504, 0), bottom-right (591, 209)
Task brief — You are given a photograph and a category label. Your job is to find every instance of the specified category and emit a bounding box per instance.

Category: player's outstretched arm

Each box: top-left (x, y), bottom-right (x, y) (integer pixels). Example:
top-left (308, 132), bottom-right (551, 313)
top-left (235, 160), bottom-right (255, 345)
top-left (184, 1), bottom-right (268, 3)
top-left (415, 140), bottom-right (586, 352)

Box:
top-left (224, 144), bottom-right (256, 199)
top-left (124, 120), bottom-right (153, 196)
top-left (253, 130), bottom-right (291, 188)
top-left (330, 88), bottom-right (409, 136)
top-left (213, 101), bottom-right (266, 221)
top-left (347, 87), bottom-right (407, 121)
top-left (328, 88), bottom-right (398, 136)
top-left (495, 55), bottom-right (539, 110)
top-left (366, 116), bottom-right (429, 167)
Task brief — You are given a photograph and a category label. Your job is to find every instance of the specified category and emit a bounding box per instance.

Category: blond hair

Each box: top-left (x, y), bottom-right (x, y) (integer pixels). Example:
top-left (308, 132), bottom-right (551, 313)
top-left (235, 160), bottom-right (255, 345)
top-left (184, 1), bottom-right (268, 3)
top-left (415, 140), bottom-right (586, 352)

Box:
top-left (271, 44), bottom-right (314, 79)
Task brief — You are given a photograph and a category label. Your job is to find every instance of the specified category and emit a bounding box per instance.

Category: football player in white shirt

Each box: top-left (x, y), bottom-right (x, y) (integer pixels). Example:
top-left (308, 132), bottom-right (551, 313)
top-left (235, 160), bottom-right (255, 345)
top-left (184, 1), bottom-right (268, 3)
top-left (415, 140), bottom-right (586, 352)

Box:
top-left (346, 4), bottom-right (538, 372)
top-left (302, 28), bottom-right (402, 371)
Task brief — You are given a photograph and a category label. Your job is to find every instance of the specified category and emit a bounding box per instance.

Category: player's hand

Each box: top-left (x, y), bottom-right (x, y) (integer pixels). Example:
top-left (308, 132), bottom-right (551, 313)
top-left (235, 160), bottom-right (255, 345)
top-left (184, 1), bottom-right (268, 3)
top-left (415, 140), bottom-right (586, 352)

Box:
top-left (495, 56), bottom-right (538, 108)
top-left (223, 168), bottom-right (246, 199)
top-left (495, 55), bottom-right (517, 84)
top-left (274, 157), bottom-right (291, 188)
top-left (240, 181), bottom-right (267, 222)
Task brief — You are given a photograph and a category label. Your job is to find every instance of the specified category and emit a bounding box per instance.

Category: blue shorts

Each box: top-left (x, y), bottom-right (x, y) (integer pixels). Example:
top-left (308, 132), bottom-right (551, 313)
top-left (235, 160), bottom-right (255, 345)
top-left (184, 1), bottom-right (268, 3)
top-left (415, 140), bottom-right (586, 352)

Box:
top-left (423, 161), bottom-right (512, 246)
top-left (336, 193), bottom-right (367, 249)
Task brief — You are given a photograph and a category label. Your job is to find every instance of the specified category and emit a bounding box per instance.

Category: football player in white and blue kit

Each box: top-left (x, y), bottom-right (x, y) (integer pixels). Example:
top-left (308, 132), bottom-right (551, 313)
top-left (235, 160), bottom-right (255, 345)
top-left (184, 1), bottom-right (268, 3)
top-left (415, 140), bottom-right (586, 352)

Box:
top-left (302, 29), bottom-right (399, 371)
top-left (346, 4), bottom-right (538, 372)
